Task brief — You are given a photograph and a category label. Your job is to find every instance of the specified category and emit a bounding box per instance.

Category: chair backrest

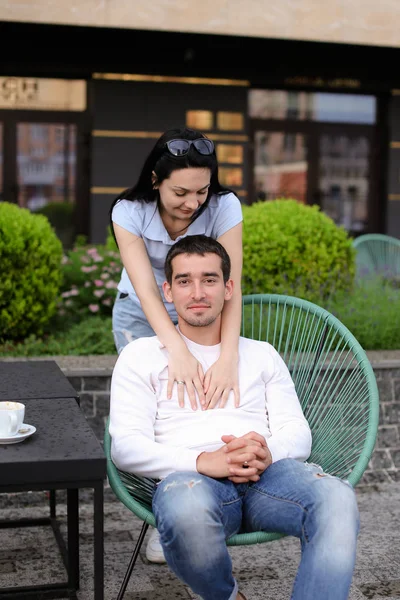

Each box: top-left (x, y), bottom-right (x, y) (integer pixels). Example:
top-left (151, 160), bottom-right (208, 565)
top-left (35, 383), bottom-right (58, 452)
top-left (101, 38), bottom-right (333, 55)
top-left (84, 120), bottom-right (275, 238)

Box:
top-left (353, 233), bottom-right (400, 279)
top-left (241, 294), bottom-right (379, 486)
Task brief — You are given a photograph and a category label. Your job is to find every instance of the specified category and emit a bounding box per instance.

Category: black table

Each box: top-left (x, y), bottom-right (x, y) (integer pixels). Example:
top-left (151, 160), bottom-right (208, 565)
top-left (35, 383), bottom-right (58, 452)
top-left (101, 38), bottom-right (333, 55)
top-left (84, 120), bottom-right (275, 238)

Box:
top-left (0, 360), bottom-right (81, 524)
top-left (0, 360), bottom-right (79, 402)
top-left (0, 397), bottom-right (106, 600)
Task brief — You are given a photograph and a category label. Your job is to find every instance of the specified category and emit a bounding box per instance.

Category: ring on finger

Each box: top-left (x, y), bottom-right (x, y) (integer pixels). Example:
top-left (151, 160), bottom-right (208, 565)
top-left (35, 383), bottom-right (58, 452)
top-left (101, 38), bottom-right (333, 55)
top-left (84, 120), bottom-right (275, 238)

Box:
top-left (176, 381), bottom-right (185, 385)
top-left (243, 461), bottom-right (249, 469)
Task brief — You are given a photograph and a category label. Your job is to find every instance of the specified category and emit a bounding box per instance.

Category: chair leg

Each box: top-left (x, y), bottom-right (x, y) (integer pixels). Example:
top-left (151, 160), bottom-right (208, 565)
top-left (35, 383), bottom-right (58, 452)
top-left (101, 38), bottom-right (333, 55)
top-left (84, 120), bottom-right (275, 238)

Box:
top-left (117, 521), bottom-right (150, 600)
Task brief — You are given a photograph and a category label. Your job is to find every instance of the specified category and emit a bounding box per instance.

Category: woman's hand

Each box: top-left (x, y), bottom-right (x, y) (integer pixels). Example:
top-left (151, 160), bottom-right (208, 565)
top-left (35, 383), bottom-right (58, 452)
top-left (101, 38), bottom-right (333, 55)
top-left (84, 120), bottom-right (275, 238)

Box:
top-left (167, 346), bottom-right (205, 410)
top-left (204, 353), bottom-right (240, 409)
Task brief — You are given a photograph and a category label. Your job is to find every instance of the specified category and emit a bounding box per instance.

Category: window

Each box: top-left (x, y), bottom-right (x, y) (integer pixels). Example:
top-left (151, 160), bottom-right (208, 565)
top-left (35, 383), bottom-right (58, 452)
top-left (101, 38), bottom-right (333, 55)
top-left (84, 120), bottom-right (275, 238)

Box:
top-left (249, 90), bottom-right (376, 124)
top-left (217, 112), bottom-right (244, 131)
top-left (186, 110), bottom-right (213, 130)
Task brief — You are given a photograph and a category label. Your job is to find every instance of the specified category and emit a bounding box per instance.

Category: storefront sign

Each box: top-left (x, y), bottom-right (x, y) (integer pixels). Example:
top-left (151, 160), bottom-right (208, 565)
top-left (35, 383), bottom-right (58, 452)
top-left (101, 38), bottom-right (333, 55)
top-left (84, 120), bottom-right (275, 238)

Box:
top-left (0, 77), bottom-right (86, 111)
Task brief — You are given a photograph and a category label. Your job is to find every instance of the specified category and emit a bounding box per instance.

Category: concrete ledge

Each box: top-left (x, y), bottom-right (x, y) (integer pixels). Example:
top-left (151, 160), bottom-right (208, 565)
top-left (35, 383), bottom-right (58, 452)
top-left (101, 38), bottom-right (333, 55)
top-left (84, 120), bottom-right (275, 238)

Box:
top-left (2, 350), bottom-right (400, 377)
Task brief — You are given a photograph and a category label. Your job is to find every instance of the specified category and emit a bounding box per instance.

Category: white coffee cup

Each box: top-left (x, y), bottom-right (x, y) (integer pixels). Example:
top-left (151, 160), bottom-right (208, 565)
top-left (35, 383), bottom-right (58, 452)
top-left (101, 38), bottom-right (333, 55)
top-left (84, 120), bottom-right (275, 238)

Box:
top-left (0, 402), bottom-right (25, 437)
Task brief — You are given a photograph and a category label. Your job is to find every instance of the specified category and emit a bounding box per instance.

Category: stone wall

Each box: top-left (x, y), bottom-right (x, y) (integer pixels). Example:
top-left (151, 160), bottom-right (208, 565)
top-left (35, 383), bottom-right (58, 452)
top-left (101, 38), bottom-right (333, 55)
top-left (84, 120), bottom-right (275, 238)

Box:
top-left (65, 362), bottom-right (400, 488)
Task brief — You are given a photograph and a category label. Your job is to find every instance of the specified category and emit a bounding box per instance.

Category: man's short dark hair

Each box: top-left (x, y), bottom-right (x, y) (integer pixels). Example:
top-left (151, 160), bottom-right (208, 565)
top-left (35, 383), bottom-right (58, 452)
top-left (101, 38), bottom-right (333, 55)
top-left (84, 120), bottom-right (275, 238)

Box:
top-left (165, 235), bottom-right (231, 285)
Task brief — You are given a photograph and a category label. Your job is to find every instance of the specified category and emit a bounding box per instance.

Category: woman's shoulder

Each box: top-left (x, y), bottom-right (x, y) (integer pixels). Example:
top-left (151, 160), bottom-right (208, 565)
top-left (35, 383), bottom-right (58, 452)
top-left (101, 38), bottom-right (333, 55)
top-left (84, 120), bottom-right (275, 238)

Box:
top-left (208, 191), bottom-right (242, 212)
top-left (112, 198), bottom-right (156, 233)
top-left (112, 198), bottom-right (149, 216)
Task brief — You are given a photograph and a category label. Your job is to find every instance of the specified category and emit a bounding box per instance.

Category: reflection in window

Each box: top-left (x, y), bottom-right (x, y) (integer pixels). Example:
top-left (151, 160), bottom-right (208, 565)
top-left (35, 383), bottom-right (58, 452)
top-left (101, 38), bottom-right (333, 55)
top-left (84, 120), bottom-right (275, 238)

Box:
top-left (216, 144), bottom-right (243, 164)
top-left (319, 134), bottom-right (370, 231)
top-left (219, 167), bottom-right (243, 187)
top-left (186, 110), bottom-right (213, 130)
top-left (249, 90), bottom-right (376, 124)
top-left (217, 112), bottom-right (244, 131)
top-left (17, 123), bottom-right (77, 210)
top-left (254, 131), bottom-right (307, 203)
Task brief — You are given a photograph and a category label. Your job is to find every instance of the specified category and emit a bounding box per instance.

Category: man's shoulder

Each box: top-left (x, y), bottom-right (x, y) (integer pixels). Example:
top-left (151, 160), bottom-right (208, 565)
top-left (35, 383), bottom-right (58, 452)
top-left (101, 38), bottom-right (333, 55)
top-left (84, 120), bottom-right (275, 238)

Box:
top-left (238, 336), bottom-right (276, 355)
top-left (118, 336), bottom-right (166, 365)
top-left (239, 336), bottom-right (286, 367)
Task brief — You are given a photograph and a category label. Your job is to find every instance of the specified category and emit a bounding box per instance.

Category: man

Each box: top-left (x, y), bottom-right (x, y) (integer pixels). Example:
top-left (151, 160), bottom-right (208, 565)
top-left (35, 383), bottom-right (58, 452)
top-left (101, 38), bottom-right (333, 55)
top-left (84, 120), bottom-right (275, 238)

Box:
top-left (110, 235), bottom-right (359, 600)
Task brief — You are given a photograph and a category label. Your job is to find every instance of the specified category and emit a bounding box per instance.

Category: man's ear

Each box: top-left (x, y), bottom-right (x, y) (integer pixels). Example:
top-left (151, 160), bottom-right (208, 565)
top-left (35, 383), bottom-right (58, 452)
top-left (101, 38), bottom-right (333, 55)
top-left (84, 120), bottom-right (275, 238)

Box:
top-left (162, 280), bottom-right (173, 303)
top-left (151, 171), bottom-right (159, 189)
top-left (224, 279), bottom-right (234, 302)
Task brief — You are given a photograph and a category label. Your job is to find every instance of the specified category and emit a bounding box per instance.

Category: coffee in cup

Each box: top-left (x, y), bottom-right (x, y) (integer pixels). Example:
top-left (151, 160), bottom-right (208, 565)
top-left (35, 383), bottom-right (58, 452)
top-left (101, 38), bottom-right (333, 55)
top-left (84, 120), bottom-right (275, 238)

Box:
top-left (0, 402), bottom-right (25, 437)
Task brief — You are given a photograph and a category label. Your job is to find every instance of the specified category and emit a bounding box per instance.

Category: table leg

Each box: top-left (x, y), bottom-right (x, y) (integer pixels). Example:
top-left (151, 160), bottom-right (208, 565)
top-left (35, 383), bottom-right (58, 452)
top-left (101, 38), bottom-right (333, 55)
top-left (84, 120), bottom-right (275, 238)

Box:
top-left (49, 490), bottom-right (56, 518)
top-left (67, 489), bottom-right (80, 590)
top-left (93, 481), bottom-right (104, 600)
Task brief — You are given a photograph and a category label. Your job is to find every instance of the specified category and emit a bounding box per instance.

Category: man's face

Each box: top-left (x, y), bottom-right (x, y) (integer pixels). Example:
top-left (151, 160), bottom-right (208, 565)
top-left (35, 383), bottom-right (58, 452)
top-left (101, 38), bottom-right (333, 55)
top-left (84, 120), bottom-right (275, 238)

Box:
top-left (163, 253), bottom-right (233, 328)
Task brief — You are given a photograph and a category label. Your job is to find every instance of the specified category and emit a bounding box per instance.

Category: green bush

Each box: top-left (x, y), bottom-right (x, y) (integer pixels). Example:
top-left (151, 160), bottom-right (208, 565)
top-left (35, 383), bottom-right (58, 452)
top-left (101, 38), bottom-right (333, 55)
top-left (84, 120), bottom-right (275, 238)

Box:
top-left (0, 202), bottom-right (63, 341)
top-left (327, 278), bottom-right (400, 350)
top-left (0, 316), bottom-right (114, 356)
top-left (34, 202), bottom-right (76, 248)
top-left (242, 199), bottom-right (355, 302)
top-left (105, 225), bottom-right (118, 252)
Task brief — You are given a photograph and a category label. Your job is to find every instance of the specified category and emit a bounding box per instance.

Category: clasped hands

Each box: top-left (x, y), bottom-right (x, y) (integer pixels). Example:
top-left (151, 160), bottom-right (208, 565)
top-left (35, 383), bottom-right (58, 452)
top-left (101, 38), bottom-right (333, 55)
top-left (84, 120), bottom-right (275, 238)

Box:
top-left (196, 431), bottom-right (272, 483)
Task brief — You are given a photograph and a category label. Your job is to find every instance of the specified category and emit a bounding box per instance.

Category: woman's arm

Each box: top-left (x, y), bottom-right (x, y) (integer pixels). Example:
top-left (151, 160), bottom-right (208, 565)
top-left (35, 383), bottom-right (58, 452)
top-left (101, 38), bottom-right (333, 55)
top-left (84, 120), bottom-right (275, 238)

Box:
top-left (113, 223), bottom-right (205, 409)
top-left (204, 222), bottom-right (243, 408)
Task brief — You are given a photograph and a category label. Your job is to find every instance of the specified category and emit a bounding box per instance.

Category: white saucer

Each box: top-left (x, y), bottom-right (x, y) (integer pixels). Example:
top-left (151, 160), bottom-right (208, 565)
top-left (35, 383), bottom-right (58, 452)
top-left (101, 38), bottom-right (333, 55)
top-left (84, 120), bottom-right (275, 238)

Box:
top-left (0, 424), bottom-right (36, 445)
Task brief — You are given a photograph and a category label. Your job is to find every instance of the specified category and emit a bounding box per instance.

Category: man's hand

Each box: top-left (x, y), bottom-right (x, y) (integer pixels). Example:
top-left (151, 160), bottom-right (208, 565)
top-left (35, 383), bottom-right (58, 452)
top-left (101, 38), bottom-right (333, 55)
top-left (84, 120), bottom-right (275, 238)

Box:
top-left (196, 434), bottom-right (268, 480)
top-left (221, 432), bottom-right (272, 483)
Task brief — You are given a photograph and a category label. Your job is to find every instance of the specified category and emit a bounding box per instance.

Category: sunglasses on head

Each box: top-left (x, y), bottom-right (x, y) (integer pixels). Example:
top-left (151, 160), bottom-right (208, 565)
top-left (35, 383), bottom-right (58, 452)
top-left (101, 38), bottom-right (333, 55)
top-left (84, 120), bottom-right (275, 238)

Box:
top-left (165, 138), bottom-right (214, 157)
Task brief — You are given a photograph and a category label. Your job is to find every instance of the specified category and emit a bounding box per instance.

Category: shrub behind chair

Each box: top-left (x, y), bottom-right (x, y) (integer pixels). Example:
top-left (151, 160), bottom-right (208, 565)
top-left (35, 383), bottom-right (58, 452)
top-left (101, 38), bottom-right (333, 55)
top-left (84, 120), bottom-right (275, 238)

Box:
top-left (242, 199), bottom-right (355, 302)
top-left (0, 202), bottom-right (63, 341)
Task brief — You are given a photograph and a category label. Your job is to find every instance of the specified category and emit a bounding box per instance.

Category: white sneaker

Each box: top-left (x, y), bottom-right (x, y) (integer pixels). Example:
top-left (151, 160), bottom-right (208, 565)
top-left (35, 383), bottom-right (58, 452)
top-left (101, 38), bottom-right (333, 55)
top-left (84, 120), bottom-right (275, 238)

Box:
top-left (145, 528), bottom-right (166, 563)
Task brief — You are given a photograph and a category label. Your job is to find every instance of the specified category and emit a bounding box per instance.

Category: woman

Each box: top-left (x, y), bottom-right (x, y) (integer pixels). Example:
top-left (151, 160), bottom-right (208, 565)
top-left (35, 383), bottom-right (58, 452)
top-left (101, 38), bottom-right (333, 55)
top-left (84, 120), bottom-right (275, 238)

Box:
top-left (110, 127), bottom-right (243, 561)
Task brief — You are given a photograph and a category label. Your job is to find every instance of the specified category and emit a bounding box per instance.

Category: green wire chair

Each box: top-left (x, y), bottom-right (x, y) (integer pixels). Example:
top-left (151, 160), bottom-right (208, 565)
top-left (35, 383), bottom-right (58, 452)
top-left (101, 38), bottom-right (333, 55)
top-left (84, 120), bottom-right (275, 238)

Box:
top-left (353, 233), bottom-right (400, 281)
top-left (104, 293), bottom-right (379, 600)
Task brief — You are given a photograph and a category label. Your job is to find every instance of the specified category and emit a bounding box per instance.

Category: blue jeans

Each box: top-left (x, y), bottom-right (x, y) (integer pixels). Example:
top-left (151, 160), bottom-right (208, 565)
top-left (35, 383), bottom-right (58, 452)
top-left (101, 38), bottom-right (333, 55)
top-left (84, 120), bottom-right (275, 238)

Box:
top-left (152, 459), bottom-right (360, 600)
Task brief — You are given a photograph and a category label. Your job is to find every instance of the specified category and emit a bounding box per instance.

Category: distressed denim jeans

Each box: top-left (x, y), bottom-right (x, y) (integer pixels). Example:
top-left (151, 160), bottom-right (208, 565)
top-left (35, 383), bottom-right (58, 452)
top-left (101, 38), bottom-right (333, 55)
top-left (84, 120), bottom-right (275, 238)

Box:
top-left (152, 458), bottom-right (360, 600)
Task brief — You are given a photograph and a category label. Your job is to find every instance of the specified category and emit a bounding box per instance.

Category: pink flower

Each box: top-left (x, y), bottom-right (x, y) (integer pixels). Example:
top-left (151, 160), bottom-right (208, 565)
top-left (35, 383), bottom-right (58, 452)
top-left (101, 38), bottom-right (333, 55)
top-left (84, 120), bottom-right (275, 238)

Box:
top-left (89, 304), bottom-right (100, 313)
top-left (87, 247), bottom-right (98, 256)
top-left (70, 288), bottom-right (79, 296)
top-left (94, 279), bottom-right (104, 287)
top-left (101, 273), bottom-right (110, 280)
top-left (61, 255), bottom-right (70, 265)
top-left (81, 265), bottom-right (97, 273)
top-left (105, 280), bottom-right (118, 289)
top-left (94, 289), bottom-right (105, 298)
top-left (102, 298), bottom-right (112, 306)
top-left (84, 281), bottom-right (91, 288)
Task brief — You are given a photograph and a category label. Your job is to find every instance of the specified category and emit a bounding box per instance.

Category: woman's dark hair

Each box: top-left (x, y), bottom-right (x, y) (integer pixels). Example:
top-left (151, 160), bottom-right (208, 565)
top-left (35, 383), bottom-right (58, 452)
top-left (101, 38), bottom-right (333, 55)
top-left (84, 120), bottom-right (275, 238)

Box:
top-left (109, 127), bottom-right (231, 244)
top-left (165, 234), bottom-right (231, 285)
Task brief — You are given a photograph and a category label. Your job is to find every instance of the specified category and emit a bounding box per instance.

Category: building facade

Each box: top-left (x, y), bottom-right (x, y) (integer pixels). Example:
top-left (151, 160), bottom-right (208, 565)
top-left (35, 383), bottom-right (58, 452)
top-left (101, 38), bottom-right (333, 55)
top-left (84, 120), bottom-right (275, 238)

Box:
top-left (1, 1), bottom-right (400, 243)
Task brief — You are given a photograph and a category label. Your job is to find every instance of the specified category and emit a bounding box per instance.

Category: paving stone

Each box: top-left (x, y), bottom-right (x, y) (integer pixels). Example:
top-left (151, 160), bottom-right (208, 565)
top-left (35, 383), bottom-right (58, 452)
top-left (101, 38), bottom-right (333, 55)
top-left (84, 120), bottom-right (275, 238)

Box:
top-left (1, 483), bottom-right (400, 598)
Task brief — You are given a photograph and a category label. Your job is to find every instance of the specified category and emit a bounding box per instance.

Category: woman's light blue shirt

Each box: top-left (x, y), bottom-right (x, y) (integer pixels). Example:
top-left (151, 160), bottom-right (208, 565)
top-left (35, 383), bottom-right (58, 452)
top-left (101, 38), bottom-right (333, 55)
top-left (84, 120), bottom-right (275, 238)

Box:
top-left (111, 192), bottom-right (243, 319)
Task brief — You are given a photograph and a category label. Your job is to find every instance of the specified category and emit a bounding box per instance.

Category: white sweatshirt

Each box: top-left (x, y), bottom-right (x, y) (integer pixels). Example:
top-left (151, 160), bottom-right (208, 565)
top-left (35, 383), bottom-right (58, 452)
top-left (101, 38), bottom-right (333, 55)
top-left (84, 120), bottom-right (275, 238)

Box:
top-left (109, 330), bottom-right (312, 480)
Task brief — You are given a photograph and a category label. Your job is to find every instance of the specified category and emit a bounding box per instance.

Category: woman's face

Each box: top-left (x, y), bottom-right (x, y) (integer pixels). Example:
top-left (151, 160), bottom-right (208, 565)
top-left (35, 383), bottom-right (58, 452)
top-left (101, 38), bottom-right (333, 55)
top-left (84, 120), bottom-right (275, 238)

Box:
top-left (156, 167), bottom-right (211, 222)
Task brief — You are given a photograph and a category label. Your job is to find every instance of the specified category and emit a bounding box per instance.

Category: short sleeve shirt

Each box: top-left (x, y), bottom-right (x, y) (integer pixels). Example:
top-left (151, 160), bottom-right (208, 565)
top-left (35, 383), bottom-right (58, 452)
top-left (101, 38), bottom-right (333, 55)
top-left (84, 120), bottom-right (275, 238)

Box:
top-left (111, 192), bottom-right (243, 319)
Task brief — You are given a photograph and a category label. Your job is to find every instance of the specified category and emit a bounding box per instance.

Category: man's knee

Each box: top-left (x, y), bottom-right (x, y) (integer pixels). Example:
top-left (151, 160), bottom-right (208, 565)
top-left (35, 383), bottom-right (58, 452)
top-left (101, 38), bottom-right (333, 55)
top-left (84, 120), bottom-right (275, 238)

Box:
top-left (312, 475), bottom-right (360, 536)
top-left (153, 472), bottom-right (215, 529)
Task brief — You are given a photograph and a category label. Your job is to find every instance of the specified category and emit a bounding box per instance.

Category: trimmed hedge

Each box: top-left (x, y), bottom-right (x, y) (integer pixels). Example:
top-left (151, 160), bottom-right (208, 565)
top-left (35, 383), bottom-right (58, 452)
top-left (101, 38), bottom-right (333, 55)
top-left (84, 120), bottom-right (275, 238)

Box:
top-left (0, 202), bottom-right (63, 340)
top-left (242, 199), bottom-right (355, 301)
